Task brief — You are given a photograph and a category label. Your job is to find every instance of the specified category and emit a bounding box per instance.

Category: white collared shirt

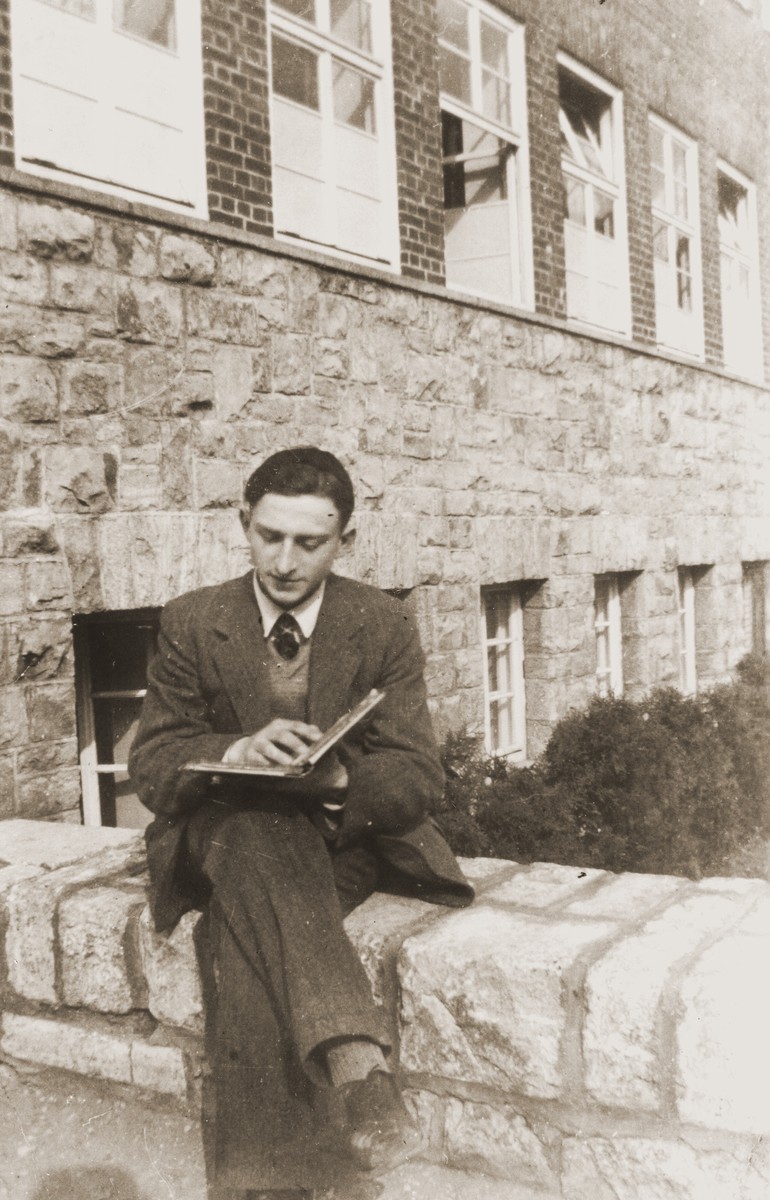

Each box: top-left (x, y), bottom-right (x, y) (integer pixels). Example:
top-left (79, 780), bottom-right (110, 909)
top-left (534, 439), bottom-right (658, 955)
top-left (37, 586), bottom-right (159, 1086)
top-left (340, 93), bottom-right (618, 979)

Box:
top-left (252, 572), bottom-right (325, 641)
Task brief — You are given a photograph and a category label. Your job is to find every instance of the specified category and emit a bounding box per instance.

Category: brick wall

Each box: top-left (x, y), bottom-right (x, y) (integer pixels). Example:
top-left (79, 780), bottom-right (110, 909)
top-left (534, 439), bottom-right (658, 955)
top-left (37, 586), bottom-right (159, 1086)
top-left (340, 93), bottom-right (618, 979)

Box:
top-left (0, 0), bottom-right (13, 170)
top-left (200, 0), bottom-right (273, 237)
top-left (391, 0), bottom-right (445, 286)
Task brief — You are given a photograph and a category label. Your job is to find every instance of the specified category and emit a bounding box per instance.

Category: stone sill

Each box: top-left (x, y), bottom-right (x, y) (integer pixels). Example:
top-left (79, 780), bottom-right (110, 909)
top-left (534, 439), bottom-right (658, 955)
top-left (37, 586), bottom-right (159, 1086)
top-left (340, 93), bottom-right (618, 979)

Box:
top-left (1, 818), bottom-right (769, 1196)
top-left (1, 165), bottom-right (766, 396)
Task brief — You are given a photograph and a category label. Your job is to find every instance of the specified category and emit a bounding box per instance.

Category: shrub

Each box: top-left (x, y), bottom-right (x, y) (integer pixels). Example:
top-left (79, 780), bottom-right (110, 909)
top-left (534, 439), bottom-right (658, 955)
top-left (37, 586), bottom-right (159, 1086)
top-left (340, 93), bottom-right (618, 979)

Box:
top-left (433, 657), bottom-right (770, 879)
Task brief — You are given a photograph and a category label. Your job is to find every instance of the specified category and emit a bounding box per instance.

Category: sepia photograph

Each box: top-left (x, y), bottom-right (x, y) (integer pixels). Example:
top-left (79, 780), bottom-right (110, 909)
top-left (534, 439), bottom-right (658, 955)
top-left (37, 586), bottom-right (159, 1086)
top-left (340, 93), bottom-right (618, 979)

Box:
top-left (0, 1), bottom-right (769, 1197)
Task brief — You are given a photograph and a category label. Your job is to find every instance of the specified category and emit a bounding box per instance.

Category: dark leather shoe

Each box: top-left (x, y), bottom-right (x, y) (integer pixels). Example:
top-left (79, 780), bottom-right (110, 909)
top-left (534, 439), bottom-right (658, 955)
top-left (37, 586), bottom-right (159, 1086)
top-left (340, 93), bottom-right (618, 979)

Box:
top-left (341, 1070), bottom-right (423, 1173)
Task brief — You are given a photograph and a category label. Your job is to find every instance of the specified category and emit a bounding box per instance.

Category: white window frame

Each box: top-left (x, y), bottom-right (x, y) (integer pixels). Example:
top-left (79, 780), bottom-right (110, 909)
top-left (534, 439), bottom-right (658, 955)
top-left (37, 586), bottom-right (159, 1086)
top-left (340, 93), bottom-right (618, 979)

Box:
top-left (677, 567), bottom-right (698, 696)
top-left (438, 0), bottom-right (533, 309)
top-left (480, 585), bottom-right (527, 761)
top-left (594, 574), bottom-right (624, 697)
top-left (717, 161), bottom-right (764, 381)
top-left (10, 0), bottom-right (209, 217)
top-left (267, 0), bottom-right (400, 271)
top-left (649, 114), bottom-right (704, 360)
top-left (558, 53), bottom-right (630, 337)
top-left (74, 610), bottom-right (159, 828)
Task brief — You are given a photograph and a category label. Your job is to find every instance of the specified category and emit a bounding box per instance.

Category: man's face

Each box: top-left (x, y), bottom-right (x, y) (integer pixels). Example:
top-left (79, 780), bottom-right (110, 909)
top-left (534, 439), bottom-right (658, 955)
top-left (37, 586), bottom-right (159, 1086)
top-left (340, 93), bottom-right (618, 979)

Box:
top-left (241, 492), bottom-right (353, 609)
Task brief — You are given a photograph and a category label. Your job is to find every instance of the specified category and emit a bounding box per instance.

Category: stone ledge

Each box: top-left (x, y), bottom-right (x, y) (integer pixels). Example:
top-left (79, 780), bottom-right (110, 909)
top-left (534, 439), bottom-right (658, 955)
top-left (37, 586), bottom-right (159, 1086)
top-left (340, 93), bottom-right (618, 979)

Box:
top-left (1, 819), bottom-right (768, 1198)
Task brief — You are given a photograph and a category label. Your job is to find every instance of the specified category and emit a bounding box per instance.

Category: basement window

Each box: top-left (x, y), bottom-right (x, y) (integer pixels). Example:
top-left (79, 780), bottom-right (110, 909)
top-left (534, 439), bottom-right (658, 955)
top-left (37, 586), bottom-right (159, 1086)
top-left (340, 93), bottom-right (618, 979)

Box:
top-left (73, 609), bottom-right (160, 829)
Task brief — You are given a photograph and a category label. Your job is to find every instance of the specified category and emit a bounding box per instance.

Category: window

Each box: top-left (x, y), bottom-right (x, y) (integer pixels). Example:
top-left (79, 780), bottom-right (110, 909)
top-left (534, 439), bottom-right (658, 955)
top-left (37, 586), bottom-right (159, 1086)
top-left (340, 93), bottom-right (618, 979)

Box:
top-left (481, 586), bottom-right (526, 759)
top-left (594, 575), bottom-right (624, 697)
top-left (438, 0), bottom-right (532, 307)
top-left (268, 0), bottom-right (399, 267)
top-left (742, 562), bottom-right (767, 657)
top-left (74, 610), bottom-right (160, 828)
top-left (10, 0), bottom-right (208, 215)
top-left (677, 567), bottom-right (699, 695)
top-left (718, 165), bottom-right (763, 379)
top-left (559, 57), bottom-right (629, 335)
top-left (649, 116), bottom-right (703, 358)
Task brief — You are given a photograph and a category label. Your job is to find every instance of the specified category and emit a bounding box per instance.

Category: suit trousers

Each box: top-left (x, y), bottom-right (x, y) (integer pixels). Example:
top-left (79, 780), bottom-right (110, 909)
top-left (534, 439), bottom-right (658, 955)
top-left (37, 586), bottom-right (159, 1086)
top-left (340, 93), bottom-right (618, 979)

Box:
top-left (184, 797), bottom-right (390, 1192)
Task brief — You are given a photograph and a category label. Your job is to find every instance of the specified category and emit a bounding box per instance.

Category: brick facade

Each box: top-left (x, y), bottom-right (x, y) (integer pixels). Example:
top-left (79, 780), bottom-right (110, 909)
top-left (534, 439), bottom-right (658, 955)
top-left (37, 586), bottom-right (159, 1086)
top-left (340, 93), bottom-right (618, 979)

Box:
top-left (0, 1), bottom-right (768, 825)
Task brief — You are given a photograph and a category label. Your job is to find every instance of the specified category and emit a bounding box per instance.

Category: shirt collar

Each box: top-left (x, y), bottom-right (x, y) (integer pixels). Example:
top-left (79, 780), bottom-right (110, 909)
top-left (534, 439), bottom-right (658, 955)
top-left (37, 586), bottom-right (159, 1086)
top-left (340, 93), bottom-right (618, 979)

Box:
top-left (252, 572), bottom-right (325, 640)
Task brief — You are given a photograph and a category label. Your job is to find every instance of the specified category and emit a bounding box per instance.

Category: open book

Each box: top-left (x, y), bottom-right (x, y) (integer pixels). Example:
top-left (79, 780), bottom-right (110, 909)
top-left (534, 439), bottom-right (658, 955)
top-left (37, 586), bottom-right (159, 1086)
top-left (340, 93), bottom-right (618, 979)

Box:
top-left (183, 688), bottom-right (385, 778)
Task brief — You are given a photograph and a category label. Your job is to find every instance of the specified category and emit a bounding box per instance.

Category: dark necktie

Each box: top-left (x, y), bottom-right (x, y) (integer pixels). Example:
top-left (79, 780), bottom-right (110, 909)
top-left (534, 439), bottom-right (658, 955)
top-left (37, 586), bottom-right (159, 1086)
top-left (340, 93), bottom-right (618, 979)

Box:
top-left (270, 612), bottom-right (302, 661)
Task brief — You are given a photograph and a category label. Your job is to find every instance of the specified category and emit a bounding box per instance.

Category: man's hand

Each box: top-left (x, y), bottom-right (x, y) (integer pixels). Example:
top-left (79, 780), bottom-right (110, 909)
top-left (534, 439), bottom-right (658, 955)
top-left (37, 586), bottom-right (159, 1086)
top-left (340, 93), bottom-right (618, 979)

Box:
top-left (225, 719), bottom-right (322, 767)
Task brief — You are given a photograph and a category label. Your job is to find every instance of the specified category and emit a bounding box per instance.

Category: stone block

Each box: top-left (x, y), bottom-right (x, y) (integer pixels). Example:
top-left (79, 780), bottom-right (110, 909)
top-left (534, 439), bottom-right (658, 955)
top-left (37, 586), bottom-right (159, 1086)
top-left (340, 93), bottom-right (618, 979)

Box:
top-left (0, 191), bottom-right (17, 250)
top-left (24, 560), bottom-right (72, 610)
top-left (1, 509), bottom-right (59, 556)
top-left (61, 362), bottom-right (122, 415)
top-left (378, 1160), bottom-right (529, 1200)
top-left (15, 738), bottom-right (77, 776)
top-left (486, 862), bottom-right (607, 910)
top-left (130, 1040), bottom-right (188, 1096)
top-left (562, 1135), bottom-right (770, 1200)
top-left (211, 344), bottom-right (266, 421)
top-left (44, 445), bottom-right (116, 513)
top-left (186, 291), bottom-right (258, 344)
top-left (583, 891), bottom-right (750, 1111)
top-left (4, 836), bottom-right (145, 1002)
top-left (139, 906), bottom-right (204, 1033)
top-left (194, 459), bottom-right (241, 509)
top-left (273, 333), bottom-right (311, 393)
top-left (1, 1012), bottom-right (132, 1083)
top-left (59, 886), bottom-right (145, 1014)
top-left (676, 931), bottom-right (770, 1133)
top-left (456, 857), bottom-right (518, 886)
top-left (0, 355), bottom-right (58, 423)
top-left (564, 871), bottom-right (684, 920)
top-left (443, 1098), bottom-right (558, 1189)
top-left (0, 563), bottom-right (25, 616)
top-left (398, 904), bottom-right (613, 1098)
top-left (0, 685), bottom-right (28, 749)
top-left (95, 221), bottom-right (158, 276)
top-left (19, 315), bottom-right (85, 359)
top-left (14, 617), bottom-right (72, 680)
top-left (119, 462), bottom-right (162, 510)
top-left (16, 765), bottom-right (82, 817)
top-left (0, 818), bottom-right (141, 871)
top-left (159, 235), bottom-right (216, 285)
top-left (344, 893), bottom-right (438, 1006)
top-left (18, 202), bottom-right (94, 261)
top-left (116, 280), bottom-right (183, 344)
top-left (0, 251), bottom-right (46, 306)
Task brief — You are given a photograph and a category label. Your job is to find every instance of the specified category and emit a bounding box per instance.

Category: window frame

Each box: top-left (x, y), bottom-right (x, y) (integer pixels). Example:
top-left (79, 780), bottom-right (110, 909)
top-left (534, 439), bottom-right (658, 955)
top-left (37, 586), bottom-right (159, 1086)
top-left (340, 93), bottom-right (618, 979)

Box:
top-left (717, 161), bottom-right (763, 381)
top-left (438, 0), bottom-right (533, 310)
top-left (73, 608), bottom-right (160, 828)
top-left (649, 113), bottom-right (704, 360)
top-left (677, 567), bottom-right (698, 695)
top-left (558, 52), bottom-right (631, 337)
top-left (742, 561), bottom-right (768, 658)
top-left (480, 584), bottom-right (527, 761)
top-left (267, 0), bottom-right (400, 271)
top-left (594, 574), bottom-right (624, 697)
top-left (10, 0), bottom-right (209, 218)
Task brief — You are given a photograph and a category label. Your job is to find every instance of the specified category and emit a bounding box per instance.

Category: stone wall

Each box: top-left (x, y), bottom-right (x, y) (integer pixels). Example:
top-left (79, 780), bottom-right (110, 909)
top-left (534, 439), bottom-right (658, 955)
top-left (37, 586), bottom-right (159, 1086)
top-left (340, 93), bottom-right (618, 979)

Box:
top-left (1, 180), bottom-right (770, 821)
top-left (1, 819), bottom-right (768, 1199)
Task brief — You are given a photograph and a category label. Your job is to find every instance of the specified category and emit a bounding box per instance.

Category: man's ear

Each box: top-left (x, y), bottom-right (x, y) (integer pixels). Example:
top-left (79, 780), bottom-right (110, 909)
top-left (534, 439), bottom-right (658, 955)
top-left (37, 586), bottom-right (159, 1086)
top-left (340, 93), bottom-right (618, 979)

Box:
top-left (340, 524), bottom-right (356, 551)
top-left (239, 503), bottom-right (251, 532)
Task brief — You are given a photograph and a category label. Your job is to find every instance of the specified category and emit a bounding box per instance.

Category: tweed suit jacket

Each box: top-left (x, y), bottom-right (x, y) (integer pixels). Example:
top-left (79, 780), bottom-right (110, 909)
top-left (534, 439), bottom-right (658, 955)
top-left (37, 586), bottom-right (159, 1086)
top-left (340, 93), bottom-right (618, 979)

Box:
top-left (129, 570), bottom-right (473, 931)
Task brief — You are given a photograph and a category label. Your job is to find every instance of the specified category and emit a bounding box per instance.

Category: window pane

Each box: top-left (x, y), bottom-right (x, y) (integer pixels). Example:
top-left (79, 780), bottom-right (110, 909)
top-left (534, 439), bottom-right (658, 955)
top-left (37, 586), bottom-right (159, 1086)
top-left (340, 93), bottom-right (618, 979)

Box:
top-left (437, 0), bottom-right (470, 52)
top-left (330, 0), bottom-right (372, 53)
top-left (649, 122), bottom-right (665, 171)
top-left (333, 62), bottom-right (375, 132)
top-left (653, 218), bottom-right (669, 262)
top-left (480, 18), bottom-right (508, 76)
top-left (672, 141), bottom-right (688, 219)
top-left (41, 0), bottom-right (95, 14)
top-left (94, 696), bottom-right (143, 766)
top-left (273, 0), bottom-right (316, 21)
top-left (482, 69), bottom-right (511, 126)
top-left (593, 189), bottom-right (614, 238)
top-left (718, 172), bottom-right (748, 252)
top-left (564, 174), bottom-right (586, 226)
top-left (676, 234), bottom-right (692, 310)
top-left (88, 620), bottom-right (157, 693)
top-left (439, 44), bottom-right (472, 104)
top-left (114, 0), bottom-right (176, 49)
top-left (272, 34), bottom-right (320, 109)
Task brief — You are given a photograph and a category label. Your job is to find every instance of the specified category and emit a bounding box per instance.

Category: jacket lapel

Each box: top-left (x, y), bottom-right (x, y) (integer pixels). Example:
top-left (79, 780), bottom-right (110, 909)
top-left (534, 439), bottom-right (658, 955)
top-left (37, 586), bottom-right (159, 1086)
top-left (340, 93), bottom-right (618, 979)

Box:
top-left (308, 574), bottom-right (365, 731)
top-left (210, 572), bottom-right (274, 734)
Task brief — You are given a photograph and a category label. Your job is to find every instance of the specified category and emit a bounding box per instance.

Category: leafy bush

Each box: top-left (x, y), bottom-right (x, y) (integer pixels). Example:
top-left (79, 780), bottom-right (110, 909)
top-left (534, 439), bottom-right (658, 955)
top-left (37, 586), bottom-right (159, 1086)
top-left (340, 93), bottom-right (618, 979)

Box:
top-left (433, 656), bottom-right (770, 879)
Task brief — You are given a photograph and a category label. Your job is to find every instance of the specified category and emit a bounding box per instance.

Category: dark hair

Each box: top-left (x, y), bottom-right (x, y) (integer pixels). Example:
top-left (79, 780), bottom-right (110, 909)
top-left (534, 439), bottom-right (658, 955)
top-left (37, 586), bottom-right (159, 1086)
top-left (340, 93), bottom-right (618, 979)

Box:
top-left (243, 447), bottom-right (355, 528)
